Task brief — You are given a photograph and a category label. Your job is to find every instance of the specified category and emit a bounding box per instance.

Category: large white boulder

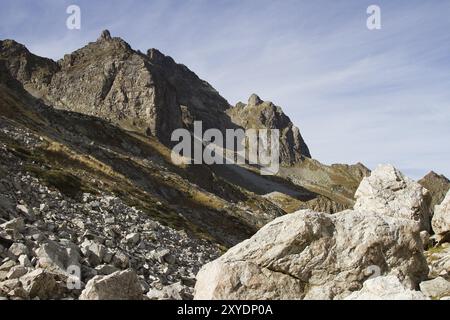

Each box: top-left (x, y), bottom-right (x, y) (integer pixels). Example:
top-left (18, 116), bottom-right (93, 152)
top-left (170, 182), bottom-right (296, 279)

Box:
top-left (194, 209), bottom-right (428, 300)
top-left (355, 164), bottom-right (431, 231)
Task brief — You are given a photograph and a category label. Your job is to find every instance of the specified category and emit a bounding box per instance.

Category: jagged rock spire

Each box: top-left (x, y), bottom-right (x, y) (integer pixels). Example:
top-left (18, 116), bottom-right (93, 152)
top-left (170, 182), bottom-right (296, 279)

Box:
top-left (248, 93), bottom-right (263, 106)
top-left (98, 29), bottom-right (112, 41)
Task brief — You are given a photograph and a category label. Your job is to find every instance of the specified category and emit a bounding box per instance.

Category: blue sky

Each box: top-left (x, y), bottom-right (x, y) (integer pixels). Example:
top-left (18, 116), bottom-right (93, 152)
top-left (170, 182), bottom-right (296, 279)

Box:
top-left (1, 0), bottom-right (449, 179)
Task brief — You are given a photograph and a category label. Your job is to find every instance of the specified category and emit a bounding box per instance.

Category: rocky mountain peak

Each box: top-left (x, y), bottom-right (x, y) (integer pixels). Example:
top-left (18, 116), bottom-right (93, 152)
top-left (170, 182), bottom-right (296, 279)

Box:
top-left (248, 93), bottom-right (263, 106)
top-left (228, 94), bottom-right (311, 163)
top-left (98, 29), bottom-right (112, 41)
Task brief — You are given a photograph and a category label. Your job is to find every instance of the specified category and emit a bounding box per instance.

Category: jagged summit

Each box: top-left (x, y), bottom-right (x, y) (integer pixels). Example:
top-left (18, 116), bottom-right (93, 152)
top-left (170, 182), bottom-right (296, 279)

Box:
top-left (98, 29), bottom-right (112, 41)
top-left (248, 93), bottom-right (263, 106)
top-left (228, 94), bottom-right (311, 163)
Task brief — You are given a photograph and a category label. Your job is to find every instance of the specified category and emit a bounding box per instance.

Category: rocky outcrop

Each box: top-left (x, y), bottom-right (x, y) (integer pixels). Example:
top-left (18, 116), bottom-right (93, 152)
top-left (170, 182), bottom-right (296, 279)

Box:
top-left (425, 243), bottom-right (450, 279)
top-left (432, 191), bottom-right (450, 242)
top-left (227, 94), bottom-right (311, 164)
top-left (195, 209), bottom-right (428, 300)
top-left (345, 276), bottom-right (428, 300)
top-left (419, 276), bottom-right (450, 299)
top-left (355, 164), bottom-right (431, 232)
top-left (0, 39), bottom-right (59, 95)
top-left (194, 165), bottom-right (430, 300)
top-left (79, 269), bottom-right (142, 300)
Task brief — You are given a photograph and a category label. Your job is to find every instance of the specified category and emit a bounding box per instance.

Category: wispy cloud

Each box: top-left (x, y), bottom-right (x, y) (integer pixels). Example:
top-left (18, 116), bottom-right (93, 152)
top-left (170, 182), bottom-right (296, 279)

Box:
top-left (1, 0), bottom-right (449, 179)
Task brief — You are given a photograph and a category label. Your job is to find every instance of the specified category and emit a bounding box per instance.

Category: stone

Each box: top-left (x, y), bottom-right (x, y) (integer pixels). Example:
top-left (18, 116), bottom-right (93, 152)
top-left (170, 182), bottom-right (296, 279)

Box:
top-left (419, 277), bottom-right (450, 299)
top-left (1, 217), bottom-right (25, 233)
top-left (432, 190), bottom-right (450, 242)
top-left (426, 244), bottom-right (450, 278)
top-left (354, 164), bottom-right (431, 231)
top-left (7, 265), bottom-right (28, 279)
top-left (149, 249), bottom-right (176, 265)
top-left (0, 260), bottom-right (16, 272)
top-left (112, 250), bottom-right (129, 269)
top-left (16, 204), bottom-right (29, 215)
top-left (345, 276), bottom-right (428, 300)
top-left (146, 282), bottom-right (192, 300)
top-left (94, 264), bottom-right (119, 275)
top-left (8, 243), bottom-right (29, 258)
top-left (125, 233), bottom-right (140, 246)
top-left (18, 255), bottom-right (32, 267)
top-left (20, 268), bottom-right (61, 299)
top-left (194, 209), bottom-right (428, 300)
top-left (79, 269), bottom-right (143, 300)
top-left (0, 279), bottom-right (21, 294)
top-left (35, 240), bottom-right (80, 275)
top-left (81, 240), bottom-right (106, 266)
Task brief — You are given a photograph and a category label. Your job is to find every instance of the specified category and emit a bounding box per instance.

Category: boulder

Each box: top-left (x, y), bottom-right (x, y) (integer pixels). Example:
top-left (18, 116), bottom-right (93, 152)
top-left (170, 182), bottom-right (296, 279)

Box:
top-left (419, 277), bottom-right (450, 299)
top-left (345, 276), bottom-right (428, 300)
top-left (35, 240), bottom-right (80, 275)
top-left (1, 217), bottom-right (25, 234)
top-left (20, 268), bottom-right (61, 299)
top-left (81, 240), bottom-right (106, 266)
top-left (355, 164), bottom-right (431, 231)
top-left (125, 233), bottom-right (140, 246)
top-left (194, 209), bottom-right (428, 300)
top-left (432, 190), bottom-right (450, 242)
top-left (79, 269), bottom-right (143, 300)
top-left (426, 243), bottom-right (450, 278)
top-left (8, 243), bottom-right (29, 258)
top-left (146, 282), bottom-right (192, 300)
top-left (6, 266), bottom-right (28, 279)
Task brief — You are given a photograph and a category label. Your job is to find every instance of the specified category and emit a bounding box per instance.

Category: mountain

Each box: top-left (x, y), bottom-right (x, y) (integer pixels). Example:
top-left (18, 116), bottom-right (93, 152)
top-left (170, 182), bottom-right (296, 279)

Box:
top-left (418, 171), bottom-right (450, 210)
top-left (0, 31), bottom-right (380, 299)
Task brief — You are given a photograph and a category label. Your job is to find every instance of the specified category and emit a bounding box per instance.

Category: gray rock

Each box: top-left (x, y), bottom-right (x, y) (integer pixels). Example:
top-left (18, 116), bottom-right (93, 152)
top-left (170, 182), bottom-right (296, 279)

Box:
top-left (147, 282), bottom-right (192, 300)
top-left (355, 164), bottom-right (431, 232)
top-left (432, 190), bottom-right (450, 242)
top-left (20, 268), bottom-right (61, 299)
top-left (0, 260), bottom-right (16, 272)
top-left (35, 240), bottom-right (80, 275)
top-left (7, 265), bottom-right (28, 279)
top-left (112, 250), bottom-right (129, 269)
top-left (94, 264), bottom-right (119, 275)
top-left (345, 276), bottom-right (428, 300)
top-left (18, 255), bottom-right (32, 267)
top-left (1, 217), bottom-right (25, 233)
top-left (79, 269), bottom-right (143, 300)
top-left (420, 277), bottom-right (450, 299)
top-left (81, 240), bottom-right (106, 266)
top-left (125, 233), bottom-right (140, 246)
top-left (8, 243), bottom-right (29, 258)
